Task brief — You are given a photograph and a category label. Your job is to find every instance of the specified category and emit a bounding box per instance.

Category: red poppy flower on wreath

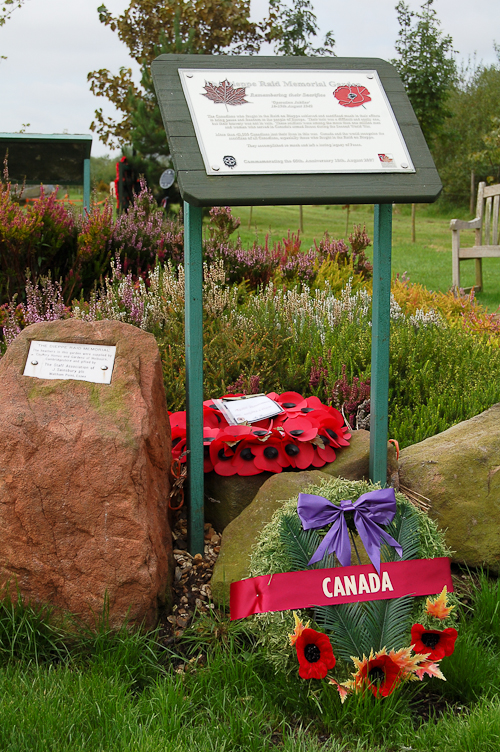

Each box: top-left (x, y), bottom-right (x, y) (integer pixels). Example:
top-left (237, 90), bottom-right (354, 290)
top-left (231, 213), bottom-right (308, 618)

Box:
top-left (202, 401), bottom-right (228, 429)
top-left (353, 651), bottom-right (403, 698)
top-left (410, 624), bottom-right (458, 661)
top-left (209, 425), bottom-right (252, 476)
top-left (313, 434), bottom-right (337, 464)
top-left (169, 411), bottom-right (187, 429)
top-left (283, 438), bottom-right (316, 469)
top-left (283, 416), bottom-right (318, 443)
top-left (230, 436), bottom-right (264, 476)
top-left (203, 428), bottom-right (220, 473)
top-left (274, 391), bottom-right (307, 416)
top-left (252, 435), bottom-right (290, 473)
top-left (295, 628), bottom-right (336, 679)
top-left (171, 425), bottom-right (187, 462)
top-left (333, 85), bottom-right (371, 108)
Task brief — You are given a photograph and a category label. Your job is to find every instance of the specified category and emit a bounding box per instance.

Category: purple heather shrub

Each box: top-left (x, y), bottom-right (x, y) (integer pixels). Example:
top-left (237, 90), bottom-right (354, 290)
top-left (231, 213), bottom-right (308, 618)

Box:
top-left (0, 275), bottom-right (70, 349)
top-left (331, 364), bottom-right (371, 428)
top-left (226, 373), bottom-right (261, 395)
top-left (309, 360), bottom-right (371, 429)
top-left (23, 276), bottom-right (69, 325)
top-left (112, 178), bottom-right (167, 279)
top-left (203, 207), bottom-right (372, 289)
top-left (1, 302), bottom-right (22, 347)
top-left (0, 179), bottom-right (77, 304)
top-left (314, 225), bottom-right (372, 279)
top-left (207, 206), bottom-right (241, 245)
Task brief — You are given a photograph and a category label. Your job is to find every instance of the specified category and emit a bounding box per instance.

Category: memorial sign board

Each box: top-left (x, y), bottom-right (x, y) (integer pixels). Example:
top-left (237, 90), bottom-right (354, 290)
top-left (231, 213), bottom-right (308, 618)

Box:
top-left (179, 68), bottom-right (415, 177)
top-left (152, 55), bottom-right (442, 206)
top-left (23, 341), bottom-right (116, 384)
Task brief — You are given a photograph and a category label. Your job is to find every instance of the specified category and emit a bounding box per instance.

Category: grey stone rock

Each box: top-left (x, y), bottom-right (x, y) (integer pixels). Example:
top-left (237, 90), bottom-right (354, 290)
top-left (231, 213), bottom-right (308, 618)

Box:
top-left (211, 469), bottom-right (330, 605)
top-left (321, 429), bottom-right (399, 487)
top-left (204, 471), bottom-right (273, 532)
top-left (398, 402), bottom-right (500, 572)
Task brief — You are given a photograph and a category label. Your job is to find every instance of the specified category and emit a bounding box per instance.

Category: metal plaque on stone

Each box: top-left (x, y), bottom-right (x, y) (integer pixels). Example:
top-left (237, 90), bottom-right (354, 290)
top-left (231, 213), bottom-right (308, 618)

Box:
top-left (23, 341), bottom-right (116, 384)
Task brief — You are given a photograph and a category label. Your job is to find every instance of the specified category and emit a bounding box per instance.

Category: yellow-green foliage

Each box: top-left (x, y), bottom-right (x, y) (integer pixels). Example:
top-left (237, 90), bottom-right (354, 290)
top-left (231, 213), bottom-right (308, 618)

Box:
top-left (312, 258), bottom-right (368, 295)
top-left (392, 278), bottom-right (500, 345)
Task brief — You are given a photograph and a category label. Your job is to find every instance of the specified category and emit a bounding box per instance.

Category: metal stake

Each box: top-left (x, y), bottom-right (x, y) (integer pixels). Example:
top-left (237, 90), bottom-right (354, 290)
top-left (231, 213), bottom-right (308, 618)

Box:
top-left (369, 203), bottom-right (392, 486)
top-left (184, 201), bottom-right (205, 554)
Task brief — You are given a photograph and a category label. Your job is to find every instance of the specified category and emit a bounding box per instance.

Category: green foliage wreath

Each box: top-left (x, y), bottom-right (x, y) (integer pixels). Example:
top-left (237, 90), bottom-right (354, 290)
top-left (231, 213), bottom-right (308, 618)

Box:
top-left (247, 477), bottom-right (456, 676)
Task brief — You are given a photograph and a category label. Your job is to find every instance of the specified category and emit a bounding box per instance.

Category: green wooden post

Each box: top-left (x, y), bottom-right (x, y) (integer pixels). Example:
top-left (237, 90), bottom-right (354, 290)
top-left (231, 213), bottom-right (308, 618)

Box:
top-left (184, 201), bottom-right (205, 555)
top-left (83, 157), bottom-right (91, 213)
top-left (369, 203), bottom-right (392, 486)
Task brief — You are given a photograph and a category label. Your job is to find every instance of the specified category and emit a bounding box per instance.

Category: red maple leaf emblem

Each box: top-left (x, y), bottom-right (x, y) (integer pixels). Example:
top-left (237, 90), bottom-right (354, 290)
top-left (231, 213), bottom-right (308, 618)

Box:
top-left (202, 80), bottom-right (248, 109)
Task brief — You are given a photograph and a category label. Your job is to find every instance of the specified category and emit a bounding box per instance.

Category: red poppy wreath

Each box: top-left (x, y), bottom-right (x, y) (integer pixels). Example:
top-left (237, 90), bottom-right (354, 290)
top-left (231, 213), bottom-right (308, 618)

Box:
top-left (169, 391), bottom-right (351, 476)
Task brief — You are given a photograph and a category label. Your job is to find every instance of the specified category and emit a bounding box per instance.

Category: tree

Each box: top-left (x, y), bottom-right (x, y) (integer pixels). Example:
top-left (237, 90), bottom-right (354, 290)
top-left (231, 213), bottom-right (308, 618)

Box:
top-left (268, 0), bottom-right (335, 57)
top-left (89, 0), bottom-right (334, 200)
top-left (434, 54), bottom-right (500, 206)
top-left (392, 0), bottom-right (456, 236)
top-left (0, 0), bottom-right (27, 27)
top-left (88, 1), bottom-right (268, 150)
top-left (88, 0), bottom-right (274, 198)
top-left (392, 0), bottom-right (456, 145)
top-left (1, 0), bottom-right (29, 60)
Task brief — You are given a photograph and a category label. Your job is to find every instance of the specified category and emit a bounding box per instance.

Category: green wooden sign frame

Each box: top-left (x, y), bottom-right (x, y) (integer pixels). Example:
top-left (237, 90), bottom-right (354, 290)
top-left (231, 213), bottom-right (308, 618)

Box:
top-left (152, 54), bottom-right (442, 555)
top-left (0, 133), bottom-right (92, 211)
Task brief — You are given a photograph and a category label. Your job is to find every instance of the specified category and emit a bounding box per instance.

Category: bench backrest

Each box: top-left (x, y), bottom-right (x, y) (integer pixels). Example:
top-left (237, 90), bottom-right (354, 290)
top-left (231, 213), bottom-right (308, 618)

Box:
top-left (476, 182), bottom-right (500, 246)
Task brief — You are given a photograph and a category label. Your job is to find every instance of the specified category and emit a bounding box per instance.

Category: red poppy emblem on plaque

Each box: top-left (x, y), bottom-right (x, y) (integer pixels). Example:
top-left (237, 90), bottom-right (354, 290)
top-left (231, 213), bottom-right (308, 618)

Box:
top-left (333, 85), bottom-right (371, 108)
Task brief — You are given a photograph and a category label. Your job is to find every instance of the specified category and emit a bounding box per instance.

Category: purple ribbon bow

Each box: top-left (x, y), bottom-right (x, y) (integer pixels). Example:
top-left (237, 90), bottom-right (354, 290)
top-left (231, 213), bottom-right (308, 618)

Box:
top-left (297, 488), bottom-right (403, 573)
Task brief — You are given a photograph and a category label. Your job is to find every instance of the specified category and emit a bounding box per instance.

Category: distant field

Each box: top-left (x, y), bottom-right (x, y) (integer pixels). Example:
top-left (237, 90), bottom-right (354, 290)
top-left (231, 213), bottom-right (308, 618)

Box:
top-left (228, 203), bottom-right (500, 312)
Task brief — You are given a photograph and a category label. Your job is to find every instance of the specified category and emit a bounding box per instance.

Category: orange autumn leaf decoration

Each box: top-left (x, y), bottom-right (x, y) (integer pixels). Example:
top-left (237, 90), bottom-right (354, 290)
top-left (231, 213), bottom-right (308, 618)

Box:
top-left (288, 611), bottom-right (310, 646)
top-left (426, 586), bottom-right (455, 620)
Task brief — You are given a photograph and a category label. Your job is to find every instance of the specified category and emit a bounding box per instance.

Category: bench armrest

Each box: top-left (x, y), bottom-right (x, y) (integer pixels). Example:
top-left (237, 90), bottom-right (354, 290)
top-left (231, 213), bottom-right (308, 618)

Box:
top-left (450, 218), bottom-right (482, 230)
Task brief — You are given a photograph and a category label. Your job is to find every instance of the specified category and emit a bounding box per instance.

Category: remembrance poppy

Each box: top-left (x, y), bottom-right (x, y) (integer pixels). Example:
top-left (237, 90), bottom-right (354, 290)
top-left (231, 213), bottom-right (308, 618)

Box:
top-left (411, 624), bottom-right (458, 661)
top-left (252, 435), bottom-right (290, 473)
top-left (352, 650), bottom-right (403, 698)
top-left (209, 426), bottom-right (252, 476)
top-left (282, 416), bottom-right (318, 442)
top-left (295, 628), bottom-right (336, 679)
top-left (283, 438), bottom-right (316, 469)
top-left (274, 391), bottom-right (307, 415)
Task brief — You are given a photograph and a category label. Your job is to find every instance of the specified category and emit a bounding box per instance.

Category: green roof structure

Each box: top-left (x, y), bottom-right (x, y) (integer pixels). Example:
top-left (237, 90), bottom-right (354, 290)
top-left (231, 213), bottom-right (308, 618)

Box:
top-left (0, 133), bottom-right (92, 210)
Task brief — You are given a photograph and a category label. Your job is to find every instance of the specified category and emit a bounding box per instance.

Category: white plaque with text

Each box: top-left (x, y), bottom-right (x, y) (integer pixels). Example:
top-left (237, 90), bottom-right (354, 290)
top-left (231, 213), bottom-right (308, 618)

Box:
top-left (179, 68), bottom-right (415, 176)
top-left (23, 341), bottom-right (116, 384)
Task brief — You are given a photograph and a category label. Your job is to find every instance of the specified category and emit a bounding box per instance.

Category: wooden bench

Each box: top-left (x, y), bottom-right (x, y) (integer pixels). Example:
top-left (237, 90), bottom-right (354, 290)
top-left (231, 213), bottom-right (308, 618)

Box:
top-left (451, 182), bottom-right (500, 292)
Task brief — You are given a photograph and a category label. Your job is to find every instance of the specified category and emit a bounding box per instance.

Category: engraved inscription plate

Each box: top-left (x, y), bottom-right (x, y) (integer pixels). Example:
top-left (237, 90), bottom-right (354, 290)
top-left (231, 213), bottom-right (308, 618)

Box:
top-left (23, 341), bottom-right (116, 384)
top-left (179, 68), bottom-right (415, 176)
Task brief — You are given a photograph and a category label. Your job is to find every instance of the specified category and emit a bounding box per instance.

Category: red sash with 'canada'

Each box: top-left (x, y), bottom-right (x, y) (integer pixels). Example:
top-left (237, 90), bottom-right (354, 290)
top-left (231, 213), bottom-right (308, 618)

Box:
top-left (230, 558), bottom-right (453, 620)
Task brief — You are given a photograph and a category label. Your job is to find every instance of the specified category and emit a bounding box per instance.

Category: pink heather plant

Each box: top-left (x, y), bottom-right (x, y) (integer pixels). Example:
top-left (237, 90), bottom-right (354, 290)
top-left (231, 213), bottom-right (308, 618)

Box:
top-left (112, 178), bottom-right (179, 278)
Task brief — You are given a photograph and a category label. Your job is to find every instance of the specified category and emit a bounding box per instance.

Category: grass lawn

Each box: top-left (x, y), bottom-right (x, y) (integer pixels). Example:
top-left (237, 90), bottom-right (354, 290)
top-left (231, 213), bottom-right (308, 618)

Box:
top-left (228, 203), bottom-right (500, 311)
top-left (1, 572), bottom-right (500, 752)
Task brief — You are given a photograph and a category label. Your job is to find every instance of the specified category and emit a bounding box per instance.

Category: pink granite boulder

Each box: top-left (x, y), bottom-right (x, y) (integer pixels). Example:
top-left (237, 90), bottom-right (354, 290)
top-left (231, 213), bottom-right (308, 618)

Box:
top-left (0, 319), bottom-right (172, 628)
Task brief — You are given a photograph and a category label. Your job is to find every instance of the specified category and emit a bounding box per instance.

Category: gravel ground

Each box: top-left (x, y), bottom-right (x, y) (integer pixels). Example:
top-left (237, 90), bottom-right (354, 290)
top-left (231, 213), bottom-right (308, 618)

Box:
top-left (161, 509), bottom-right (221, 643)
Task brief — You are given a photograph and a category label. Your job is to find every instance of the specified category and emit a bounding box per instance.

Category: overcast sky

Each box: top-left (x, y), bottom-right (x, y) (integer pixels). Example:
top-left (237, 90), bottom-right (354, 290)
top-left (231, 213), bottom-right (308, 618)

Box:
top-left (0, 0), bottom-right (498, 157)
